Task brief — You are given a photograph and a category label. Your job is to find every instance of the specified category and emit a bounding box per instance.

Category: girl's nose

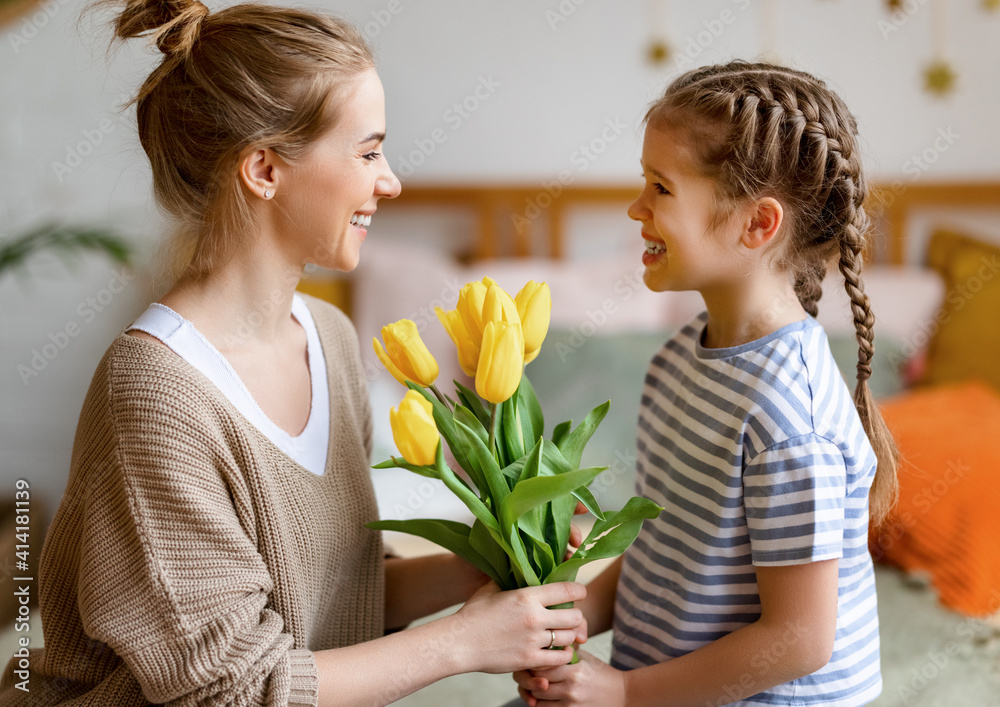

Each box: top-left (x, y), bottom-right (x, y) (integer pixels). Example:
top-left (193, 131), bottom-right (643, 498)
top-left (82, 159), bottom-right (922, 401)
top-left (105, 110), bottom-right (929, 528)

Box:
top-left (627, 188), bottom-right (648, 221)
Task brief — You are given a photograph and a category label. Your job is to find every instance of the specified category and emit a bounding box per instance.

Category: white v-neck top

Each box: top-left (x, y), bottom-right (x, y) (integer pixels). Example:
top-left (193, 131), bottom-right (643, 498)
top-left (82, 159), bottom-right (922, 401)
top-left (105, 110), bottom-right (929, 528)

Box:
top-left (126, 294), bottom-right (330, 475)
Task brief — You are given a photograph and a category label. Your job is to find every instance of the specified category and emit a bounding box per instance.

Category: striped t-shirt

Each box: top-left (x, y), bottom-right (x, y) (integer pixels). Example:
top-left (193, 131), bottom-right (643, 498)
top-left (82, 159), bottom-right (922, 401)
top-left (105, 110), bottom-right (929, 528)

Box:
top-left (611, 313), bottom-right (881, 706)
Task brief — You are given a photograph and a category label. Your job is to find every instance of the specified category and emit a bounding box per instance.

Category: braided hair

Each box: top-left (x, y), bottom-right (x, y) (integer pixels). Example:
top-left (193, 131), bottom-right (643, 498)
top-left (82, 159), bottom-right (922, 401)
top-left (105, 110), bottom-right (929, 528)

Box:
top-left (647, 61), bottom-right (899, 525)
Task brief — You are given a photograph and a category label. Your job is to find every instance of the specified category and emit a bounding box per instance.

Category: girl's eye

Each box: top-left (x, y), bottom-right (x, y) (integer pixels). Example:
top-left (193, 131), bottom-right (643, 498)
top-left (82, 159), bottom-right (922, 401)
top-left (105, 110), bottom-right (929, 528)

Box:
top-left (363, 151), bottom-right (382, 162)
top-left (653, 183), bottom-right (670, 195)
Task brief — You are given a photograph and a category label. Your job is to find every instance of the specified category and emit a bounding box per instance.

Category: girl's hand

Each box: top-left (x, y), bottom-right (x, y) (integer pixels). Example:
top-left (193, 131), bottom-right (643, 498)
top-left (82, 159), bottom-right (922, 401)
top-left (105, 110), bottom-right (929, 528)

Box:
top-left (513, 649), bottom-right (626, 707)
top-left (447, 580), bottom-right (588, 675)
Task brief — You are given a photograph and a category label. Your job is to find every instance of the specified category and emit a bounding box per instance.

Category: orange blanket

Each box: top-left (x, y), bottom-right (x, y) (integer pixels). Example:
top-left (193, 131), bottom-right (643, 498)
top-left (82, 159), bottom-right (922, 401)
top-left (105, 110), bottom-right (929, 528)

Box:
top-left (869, 382), bottom-right (1000, 617)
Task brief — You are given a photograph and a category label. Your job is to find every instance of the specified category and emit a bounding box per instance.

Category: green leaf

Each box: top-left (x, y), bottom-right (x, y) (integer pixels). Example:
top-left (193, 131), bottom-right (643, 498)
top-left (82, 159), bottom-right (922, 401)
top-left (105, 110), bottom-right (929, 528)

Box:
top-left (557, 400), bottom-right (610, 470)
top-left (551, 420), bottom-right (572, 448)
top-left (372, 456), bottom-right (440, 479)
top-left (470, 518), bottom-right (515, 589)
top-left (545, 496), bottom-right (663, 584)
top-left (516, 437), bottom-right (544, 484)
top-left (499, 465), bottom-right (607, 541)
top-left (454, 381), bottom-right (491, 429)
top-left (507, 524), bottom-right (541, 586)
top-left (454, 405), bottom-right (488, 448)
top-left (501, 385), bottom-right (525, 463)
top-left (572, 487), bottom-right (605, 522)
top-left (431, 444), bottom-right (499, 535)
top-left (454, 418), bottom-right (509, 507)
top-left (518, 374), bottom-right (545, 442)
top-left (549, 492), bottom-right (578, 564)
top-left (365, 518), bottom-right (503, 585)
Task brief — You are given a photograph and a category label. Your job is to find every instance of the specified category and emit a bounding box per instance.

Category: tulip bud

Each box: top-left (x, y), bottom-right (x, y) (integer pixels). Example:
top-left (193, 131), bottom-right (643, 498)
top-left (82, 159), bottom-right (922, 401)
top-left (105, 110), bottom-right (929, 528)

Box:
top-left (456, 280), bottom-right (488, 348)
top-left (390, 390), bottom-right (440, 466)
top-left (515, 281), bottom-right (551, 364)
top-left (476, 320), bottom-right (525, 404)
top-left (373, 319), bottom-right (439, 387)
top-left (483, 281), bottom-right (521, 329)
top-left (435, 306), bottom-right (481, 377)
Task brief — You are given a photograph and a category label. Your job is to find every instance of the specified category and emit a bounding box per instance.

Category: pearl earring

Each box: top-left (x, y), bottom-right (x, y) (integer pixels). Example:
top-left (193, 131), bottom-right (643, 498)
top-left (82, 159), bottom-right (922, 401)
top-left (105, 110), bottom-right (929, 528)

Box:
top-left (264, 190), bottom-right (272, 198)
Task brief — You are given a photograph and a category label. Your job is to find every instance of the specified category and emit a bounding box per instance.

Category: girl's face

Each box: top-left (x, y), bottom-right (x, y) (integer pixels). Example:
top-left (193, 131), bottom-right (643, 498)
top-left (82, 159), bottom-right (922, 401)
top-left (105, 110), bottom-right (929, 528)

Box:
top-left (628, 122), bottom-right (743, 294)
top-left (276, 68), bottom-right (401, 272)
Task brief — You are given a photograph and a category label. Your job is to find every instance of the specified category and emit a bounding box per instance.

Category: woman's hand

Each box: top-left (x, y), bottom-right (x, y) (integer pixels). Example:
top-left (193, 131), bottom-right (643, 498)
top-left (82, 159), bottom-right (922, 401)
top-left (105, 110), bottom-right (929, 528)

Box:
top-left (513, 649), bottom-right (627, 707)
top-left (446, 580), bottom-right (588, 675)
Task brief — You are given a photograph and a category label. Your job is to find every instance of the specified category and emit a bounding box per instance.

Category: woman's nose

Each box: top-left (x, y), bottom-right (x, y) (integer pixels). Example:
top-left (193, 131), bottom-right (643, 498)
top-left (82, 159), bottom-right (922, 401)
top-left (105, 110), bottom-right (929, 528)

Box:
top-left (376, 163), bottom-right (402, 200)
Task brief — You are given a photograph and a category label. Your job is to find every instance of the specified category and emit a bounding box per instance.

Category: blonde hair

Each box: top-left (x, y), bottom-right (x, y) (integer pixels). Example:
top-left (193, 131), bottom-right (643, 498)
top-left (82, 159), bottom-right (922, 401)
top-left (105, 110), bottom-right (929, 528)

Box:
top-left (90, 0), bottom-right (374, 279)
top-left (647, 61), bottom-right (899, 525)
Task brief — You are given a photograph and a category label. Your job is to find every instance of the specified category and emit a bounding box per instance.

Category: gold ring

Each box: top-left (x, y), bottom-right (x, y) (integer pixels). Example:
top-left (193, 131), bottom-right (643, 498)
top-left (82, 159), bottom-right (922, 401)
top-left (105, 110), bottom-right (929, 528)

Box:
top-left (548, 629), bottom-right (556, 649)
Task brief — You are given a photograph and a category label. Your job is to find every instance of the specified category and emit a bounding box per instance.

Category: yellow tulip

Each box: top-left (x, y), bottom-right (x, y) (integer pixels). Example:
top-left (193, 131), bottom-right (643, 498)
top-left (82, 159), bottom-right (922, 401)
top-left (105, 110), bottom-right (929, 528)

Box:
top-left (435, 306), bottom-right (481, 377)
top-left (515, 281), bottom-right (551, 364)
top-left (373, 319), bottom-right (439, 387)
top-left (390, 390), bottom-right (440, 466)
top-left (456, 280), bottom-right (488, 348)
top-left (482, 281), bottom-right (521, 329)
top-left (476, 320), bottom-right (525, 404)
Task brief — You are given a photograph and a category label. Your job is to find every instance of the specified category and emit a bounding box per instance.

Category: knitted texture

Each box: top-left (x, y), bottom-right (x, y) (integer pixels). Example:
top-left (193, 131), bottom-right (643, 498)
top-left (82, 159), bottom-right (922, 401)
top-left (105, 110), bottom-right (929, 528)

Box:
top-left (0, 295), bottom-right (384, 706)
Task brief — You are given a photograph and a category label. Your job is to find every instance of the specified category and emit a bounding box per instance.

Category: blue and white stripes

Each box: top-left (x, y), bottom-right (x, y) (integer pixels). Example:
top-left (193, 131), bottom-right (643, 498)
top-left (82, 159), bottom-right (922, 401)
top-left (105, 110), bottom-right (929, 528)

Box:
top-left (611, 313), bottom-right (881, 706)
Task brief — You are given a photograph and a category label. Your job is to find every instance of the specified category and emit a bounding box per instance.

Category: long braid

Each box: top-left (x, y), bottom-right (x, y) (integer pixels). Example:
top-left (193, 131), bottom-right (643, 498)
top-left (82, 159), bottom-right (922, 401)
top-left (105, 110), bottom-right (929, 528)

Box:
top-left (651, 61), bottom-right (900, 525)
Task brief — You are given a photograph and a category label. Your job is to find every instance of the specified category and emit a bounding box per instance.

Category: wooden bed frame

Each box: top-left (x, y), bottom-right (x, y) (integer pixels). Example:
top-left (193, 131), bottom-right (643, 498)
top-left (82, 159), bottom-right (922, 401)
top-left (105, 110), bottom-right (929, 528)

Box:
top-left (383, 181), bottom-right (1000, 265)
top-left (298, 181), bottom-right (1000, 313)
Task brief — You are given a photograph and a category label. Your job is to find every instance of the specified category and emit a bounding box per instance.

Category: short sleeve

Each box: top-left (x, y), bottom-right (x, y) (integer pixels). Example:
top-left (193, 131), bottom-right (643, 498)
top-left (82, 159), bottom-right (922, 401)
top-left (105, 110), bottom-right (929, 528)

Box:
top-left (743, 433), bottom-right (847, 567)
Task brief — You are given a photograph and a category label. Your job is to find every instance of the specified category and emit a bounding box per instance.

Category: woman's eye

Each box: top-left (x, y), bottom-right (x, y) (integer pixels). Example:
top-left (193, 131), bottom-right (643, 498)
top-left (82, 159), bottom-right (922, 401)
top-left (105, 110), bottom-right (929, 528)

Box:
top-left (363, 151), bottom-right (382, 162)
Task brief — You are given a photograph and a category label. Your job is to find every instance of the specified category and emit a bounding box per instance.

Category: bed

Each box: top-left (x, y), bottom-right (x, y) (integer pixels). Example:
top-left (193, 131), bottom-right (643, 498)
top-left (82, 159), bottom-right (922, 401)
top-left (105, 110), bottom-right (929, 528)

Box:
top-left (302, 179), bottom-right (1000, 705)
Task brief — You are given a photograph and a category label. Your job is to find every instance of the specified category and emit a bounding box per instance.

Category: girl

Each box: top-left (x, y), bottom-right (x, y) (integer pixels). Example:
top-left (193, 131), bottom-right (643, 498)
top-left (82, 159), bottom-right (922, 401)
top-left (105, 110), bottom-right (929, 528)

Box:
top-left (0, 1), bottom-right (586, 705)
top-left (512, 61), bottom-right (899, 707)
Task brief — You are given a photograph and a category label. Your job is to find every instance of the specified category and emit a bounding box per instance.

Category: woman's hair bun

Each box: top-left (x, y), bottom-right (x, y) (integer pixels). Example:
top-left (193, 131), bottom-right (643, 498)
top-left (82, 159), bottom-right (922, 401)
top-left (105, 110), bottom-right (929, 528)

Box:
top-left (112, 0), bottom-right (210, 57)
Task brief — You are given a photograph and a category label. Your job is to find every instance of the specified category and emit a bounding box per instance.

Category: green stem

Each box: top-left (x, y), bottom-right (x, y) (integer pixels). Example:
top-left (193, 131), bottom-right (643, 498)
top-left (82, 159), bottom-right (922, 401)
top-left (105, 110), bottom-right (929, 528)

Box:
top-left (429, 384), bottom-right (450, 409)
top-left (488, 402), bottom-right (498, 458)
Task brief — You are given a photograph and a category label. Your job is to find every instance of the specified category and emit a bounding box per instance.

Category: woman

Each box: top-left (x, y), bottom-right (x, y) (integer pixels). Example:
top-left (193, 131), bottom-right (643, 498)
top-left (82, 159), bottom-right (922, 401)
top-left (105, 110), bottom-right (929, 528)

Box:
top-left (0, 1), bottom-right (586, 705)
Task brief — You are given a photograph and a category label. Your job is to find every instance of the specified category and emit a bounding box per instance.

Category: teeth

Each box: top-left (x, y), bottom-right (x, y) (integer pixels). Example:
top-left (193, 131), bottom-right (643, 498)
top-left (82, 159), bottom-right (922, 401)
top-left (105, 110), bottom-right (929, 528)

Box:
top-left (351, 213), bottom-right (372, 228)
top-left (644, 239), bottom-right (666, 255)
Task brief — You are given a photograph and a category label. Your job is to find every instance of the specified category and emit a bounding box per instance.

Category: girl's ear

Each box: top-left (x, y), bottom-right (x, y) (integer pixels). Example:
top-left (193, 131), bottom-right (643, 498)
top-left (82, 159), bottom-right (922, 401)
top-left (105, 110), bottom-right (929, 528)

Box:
top-left (741, 197), bottom-right (783, 250)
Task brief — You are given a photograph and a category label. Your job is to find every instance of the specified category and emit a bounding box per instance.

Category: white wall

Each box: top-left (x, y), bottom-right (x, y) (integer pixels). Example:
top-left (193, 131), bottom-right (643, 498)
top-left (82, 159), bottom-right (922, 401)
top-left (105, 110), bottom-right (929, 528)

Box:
top-left (2, 0), bottom-right (999, 519)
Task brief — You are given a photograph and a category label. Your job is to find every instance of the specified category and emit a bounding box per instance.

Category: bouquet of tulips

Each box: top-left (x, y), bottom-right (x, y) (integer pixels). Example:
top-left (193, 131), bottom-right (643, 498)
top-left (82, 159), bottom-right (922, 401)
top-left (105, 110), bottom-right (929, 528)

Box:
top-left (367, 277), bottom-right (662, 618)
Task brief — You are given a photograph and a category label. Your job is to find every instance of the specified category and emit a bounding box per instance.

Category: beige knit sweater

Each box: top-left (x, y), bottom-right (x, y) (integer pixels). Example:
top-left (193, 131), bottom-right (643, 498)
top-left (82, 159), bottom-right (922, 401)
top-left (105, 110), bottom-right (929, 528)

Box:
top-left (0, 295), bottom-right (385, 706)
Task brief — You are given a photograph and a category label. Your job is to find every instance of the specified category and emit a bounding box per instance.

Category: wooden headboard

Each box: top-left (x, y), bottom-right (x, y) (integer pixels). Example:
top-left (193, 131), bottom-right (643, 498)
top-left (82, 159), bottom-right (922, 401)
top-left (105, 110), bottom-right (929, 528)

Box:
top-left (382, 181), bottom-right (1000, 265)
top-left (297, 181), bottom-right (1000, 313)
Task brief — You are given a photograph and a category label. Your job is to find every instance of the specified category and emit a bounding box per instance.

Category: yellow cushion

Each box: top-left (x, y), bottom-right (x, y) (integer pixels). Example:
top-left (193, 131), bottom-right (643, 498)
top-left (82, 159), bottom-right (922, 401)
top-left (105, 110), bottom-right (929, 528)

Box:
top-left (922, 229), bottom-right (1000, 390)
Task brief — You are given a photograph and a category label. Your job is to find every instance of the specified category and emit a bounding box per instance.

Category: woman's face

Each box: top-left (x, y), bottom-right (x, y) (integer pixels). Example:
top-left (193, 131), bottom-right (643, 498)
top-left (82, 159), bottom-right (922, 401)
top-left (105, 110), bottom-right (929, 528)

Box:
top-left (275, 68), bottom-right (401, 272)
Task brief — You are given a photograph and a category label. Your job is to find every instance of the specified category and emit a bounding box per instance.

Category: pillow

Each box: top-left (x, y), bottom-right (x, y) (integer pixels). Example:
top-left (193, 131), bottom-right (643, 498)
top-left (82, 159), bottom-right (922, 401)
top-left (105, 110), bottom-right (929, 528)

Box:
top-left (870, 382), bottom-right (1000, 617)
top-left (826, 334), bottom-right (907, 400)
top-left (921, 230), bottom-right (1000, 391)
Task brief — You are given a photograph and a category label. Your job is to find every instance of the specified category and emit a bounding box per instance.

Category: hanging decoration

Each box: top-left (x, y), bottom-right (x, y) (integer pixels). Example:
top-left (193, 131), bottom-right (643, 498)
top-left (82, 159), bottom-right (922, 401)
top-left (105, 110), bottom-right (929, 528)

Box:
top-left (922, 0), bottom-right (956, 96)
top-left (645, 0), bottom-right (671, 66)
top-left (641, 0), bottom-right (992, 96)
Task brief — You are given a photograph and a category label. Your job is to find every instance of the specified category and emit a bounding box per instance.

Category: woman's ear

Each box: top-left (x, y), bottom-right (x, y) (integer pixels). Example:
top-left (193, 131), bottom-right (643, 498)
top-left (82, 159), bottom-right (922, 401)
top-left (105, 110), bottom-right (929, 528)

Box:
top-left (239, 148), bottom-right (280, 200)
top-left (741, 197), bottom-right (783, 250)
